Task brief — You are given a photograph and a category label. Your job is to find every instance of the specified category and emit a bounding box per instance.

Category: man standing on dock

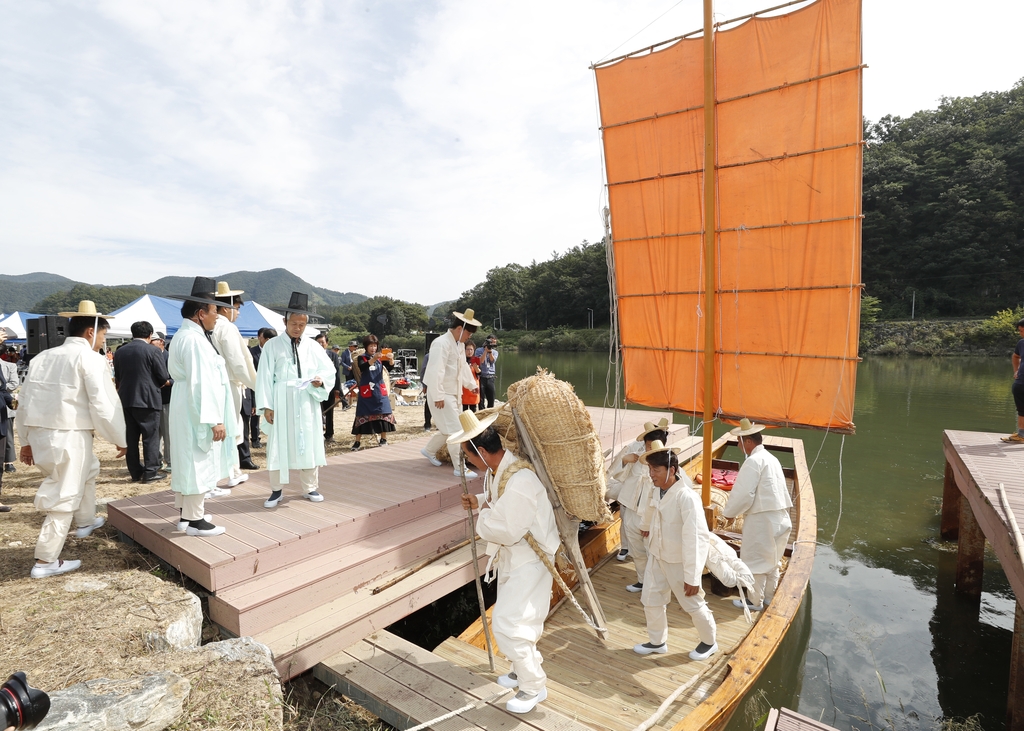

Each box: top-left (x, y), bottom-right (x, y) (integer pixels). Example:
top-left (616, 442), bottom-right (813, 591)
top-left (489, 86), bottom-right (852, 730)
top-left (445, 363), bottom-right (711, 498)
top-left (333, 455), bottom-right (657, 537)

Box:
top-left (256, 292), bottom-right (336, 508)
top-left (421, 309), bottom-right (479, 477)
top-left (19, 301), bottom-right (128, 577)
top-left (167, 277), bottom-right (236, 537)
top-left (211, 281), bottom-right (259, 474)
top-left (453, 411), bottom-right (559, 715)
top-left (723, 419), bottom-right (793, 611)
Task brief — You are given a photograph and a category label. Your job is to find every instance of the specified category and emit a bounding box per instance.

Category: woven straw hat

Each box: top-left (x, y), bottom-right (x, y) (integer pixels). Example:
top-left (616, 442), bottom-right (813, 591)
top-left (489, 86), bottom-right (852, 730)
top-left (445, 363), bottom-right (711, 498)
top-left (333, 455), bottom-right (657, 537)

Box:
top-left (58, 300), bottom-right (115, 319)
top-left (452, 308), bottom-right (482, 328)
top-left (215, 281), bottom-right (244, 307)
top-left (639, 439), bottom-right (681, 465)
top-left (729, 418), bottom-right (766, 437)
top-left (447, 409), bottom-right (499, 446)
top-left (635, 417), bottom-right (671, 442)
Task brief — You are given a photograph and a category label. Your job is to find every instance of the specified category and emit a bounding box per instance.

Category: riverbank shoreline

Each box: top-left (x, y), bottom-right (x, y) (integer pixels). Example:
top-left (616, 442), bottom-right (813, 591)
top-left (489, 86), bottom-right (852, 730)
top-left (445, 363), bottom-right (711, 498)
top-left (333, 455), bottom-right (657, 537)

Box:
top-left (859, 319), bottom-right (1016, 357)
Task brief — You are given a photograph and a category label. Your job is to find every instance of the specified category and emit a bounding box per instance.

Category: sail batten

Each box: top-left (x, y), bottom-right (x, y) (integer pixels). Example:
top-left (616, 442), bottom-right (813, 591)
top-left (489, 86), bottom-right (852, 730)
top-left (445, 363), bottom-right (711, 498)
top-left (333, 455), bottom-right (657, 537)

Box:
top-left (596, 0), bottom-right (862, 434)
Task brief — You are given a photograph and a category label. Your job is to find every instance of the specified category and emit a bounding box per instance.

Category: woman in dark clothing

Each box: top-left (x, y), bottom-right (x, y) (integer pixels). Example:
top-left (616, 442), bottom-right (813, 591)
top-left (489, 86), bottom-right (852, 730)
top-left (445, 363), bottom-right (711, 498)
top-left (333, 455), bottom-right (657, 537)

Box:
top-left (350, 335), bottom-right (396, 450)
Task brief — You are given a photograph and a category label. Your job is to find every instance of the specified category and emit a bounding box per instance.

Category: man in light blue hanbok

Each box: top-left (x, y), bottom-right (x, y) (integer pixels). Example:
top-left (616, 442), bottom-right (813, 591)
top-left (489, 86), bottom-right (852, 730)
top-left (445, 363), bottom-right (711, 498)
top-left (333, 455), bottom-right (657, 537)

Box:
top-left (256, 292), bottom-right (335, 508)
top-left (167, 277), bottom-right (237, 537)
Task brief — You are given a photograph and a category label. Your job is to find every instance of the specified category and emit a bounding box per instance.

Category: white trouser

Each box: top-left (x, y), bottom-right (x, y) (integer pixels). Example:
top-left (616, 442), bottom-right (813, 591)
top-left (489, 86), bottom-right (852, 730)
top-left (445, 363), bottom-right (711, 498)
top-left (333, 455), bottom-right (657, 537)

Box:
top-left (270, 468), bottom-right (319, 493)
top-left (753, 567), bottom-right (781, 606)
top-left (425, 394), bottom-right (461, 454)
top-left (175, 493), bottom-right (208, 521)
top-left (491, 558), bottom-right (552, 694)
top-left (29, 429), bottom-right (99, 563)
top-left (641, 554), bottom-right (717, 647)
top-left (621, 506), bottom-right (648, 583)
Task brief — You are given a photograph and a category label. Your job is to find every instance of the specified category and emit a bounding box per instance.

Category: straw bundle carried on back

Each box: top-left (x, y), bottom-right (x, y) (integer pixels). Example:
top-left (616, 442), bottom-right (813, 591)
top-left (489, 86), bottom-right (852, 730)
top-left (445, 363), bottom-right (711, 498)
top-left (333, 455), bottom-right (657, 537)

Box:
top-left (506, 369), bottom-right (611, 523)
top-left (437, 404), bottom-right (519, 464)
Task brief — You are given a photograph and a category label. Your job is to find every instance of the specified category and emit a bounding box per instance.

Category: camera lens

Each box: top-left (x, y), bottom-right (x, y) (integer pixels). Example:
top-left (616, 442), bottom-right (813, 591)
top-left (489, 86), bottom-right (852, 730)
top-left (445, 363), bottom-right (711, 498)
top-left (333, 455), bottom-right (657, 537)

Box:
top-left (1, 672), bottom-right (50, 730)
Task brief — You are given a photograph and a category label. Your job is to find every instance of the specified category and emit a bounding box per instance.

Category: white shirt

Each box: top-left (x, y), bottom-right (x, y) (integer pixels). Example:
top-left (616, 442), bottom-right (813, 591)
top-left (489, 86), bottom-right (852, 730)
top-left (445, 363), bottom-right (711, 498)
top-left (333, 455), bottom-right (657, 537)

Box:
top-left (643, 476), bottom-right (710, 586)
top-left (210, 315), bottom-right (257, 390)
top-left (423, 330), bottom-right (475, 398)
top-left (723, 444), bottom-right (793, 518)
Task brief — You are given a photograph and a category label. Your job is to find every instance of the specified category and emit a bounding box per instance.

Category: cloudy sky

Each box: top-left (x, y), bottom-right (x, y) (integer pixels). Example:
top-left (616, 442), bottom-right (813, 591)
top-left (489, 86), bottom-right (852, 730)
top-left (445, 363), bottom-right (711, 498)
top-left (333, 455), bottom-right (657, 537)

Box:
top-left (2, 0), bottom-right (1022, 305)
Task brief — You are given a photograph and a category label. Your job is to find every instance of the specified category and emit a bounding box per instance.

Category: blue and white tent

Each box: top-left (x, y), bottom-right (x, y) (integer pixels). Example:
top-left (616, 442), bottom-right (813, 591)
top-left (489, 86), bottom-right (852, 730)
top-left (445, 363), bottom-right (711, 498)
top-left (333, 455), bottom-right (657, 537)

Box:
top-left (108, 295), bottom-right (318, 340)
top-left (0, 311), bottom-right (44, 342)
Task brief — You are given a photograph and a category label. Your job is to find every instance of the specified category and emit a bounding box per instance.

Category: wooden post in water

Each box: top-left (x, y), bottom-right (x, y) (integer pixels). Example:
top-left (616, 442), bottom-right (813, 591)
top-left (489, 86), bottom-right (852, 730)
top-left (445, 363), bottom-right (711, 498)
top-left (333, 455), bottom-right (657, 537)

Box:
top-left (700, 0), bottom-right (717, 528)
top-left (940, 460), bottom-right (960, 541)
top-left (955, 493), bottom-right (985, 598)
top-left (512, 408), bottom-right (608, 640)
top-left (1009, 598), bottom-right (1024, 731)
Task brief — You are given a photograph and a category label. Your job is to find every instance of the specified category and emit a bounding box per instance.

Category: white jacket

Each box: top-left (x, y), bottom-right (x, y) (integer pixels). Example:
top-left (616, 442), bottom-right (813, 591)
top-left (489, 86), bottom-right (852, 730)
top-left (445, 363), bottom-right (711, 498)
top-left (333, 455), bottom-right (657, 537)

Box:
top-left (606, 440), bottom-right (652, 512)
top-left (723, 444), bottom-right (793, 518)
top-left (642, 475), bottom-right (710, 587)
top-left (423, 331), bottom-right (475, 398)
top-left (210, 316), bottom-right (257, 390)
top-left (18, 337), bottom-right (126, 448)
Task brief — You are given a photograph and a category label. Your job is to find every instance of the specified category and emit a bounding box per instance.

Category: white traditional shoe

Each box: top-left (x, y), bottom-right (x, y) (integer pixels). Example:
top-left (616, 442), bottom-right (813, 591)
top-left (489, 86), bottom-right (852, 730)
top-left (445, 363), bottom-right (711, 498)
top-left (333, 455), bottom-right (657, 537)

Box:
top-left (74, 516), bottom-right (105, 538)
top-left (177, 514), bottom-right (212, 531)
top-left (506, 687), bottom-right (547, 714)
top-left (185, 519), bottom-right (227, 537)
top-left (616, 548), bottom-right (629, 561)
top-left (227, 473), bottom-right (248, 487)
top-left (208, 486), bottom-right (231, 498)
top-left (264, 490), bottom-right (283, 509)
top-left (420, 447), bottom-right (443, 467)
top-left (732, 598), bottom-right (764, 611)
top-left (496, 672), bottom-right (518, 688)
top-left (305, 491), bottom-right (324, 502)
top-left (689, 641), bottom-right (718, 661)
top-left (633, 642), bottom-right (668, 655)
top-left (626, 582), bottom-right (643, 593)
top-left (454, 467), bottom-right (478, 479)
top-left (31, 559), bottom-right (82, 579)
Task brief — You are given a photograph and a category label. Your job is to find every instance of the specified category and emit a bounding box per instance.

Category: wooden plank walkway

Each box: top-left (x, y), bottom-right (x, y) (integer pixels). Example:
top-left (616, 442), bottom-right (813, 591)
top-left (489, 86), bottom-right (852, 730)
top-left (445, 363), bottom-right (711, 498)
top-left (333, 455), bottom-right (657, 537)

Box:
top-left (940, 430), bottom-right (1024, 731)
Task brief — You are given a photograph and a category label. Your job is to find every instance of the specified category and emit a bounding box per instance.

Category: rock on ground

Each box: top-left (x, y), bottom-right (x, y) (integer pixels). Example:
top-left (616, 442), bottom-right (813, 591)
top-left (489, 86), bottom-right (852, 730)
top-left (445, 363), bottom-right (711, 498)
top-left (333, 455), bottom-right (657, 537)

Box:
top-left (36, 671), bottom-right (189, 731)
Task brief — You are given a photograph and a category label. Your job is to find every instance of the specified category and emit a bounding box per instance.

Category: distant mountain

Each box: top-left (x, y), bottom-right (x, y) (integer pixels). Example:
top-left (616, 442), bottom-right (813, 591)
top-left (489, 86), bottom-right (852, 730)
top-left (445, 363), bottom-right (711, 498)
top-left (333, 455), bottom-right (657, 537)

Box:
top-left (0, 269), bottom-right (366, 315)
top-left (142, 269), bottom-right (365, 309)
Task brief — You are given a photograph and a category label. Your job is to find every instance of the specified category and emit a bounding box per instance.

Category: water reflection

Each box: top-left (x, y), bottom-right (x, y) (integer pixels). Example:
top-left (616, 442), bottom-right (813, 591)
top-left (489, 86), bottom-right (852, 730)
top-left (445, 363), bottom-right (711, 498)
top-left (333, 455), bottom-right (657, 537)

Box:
top-left (494, 352), bottom-right (1016, 729)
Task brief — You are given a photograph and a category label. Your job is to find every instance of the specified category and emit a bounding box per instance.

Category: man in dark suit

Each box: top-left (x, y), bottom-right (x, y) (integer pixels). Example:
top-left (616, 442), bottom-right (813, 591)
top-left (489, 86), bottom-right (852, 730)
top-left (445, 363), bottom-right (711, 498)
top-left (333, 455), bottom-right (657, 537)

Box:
top-left (151, 332), bottom-right (172, 471)
top-left (0, 361), bottom-right (14, 511)
top-left (314, 331), bottom-right (341, 441)
top-left (113, 321), bottom-right (170, 483)
top-left (248, 327), bottom-right (276, 448)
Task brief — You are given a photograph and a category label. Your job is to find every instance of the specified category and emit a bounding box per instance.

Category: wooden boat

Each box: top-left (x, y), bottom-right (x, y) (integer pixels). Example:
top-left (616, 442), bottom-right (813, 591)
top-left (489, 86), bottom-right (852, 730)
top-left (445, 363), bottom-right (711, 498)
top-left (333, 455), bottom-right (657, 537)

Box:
top-left (435, 0), bottom-right (862, 728)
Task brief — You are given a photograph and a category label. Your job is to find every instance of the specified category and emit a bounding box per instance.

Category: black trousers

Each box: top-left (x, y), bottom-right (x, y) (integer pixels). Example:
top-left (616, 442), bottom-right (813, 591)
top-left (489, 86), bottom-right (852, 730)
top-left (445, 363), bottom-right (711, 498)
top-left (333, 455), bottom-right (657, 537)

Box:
top-left (250, 413), bottom-right (261, 445)
top-left (125, 407), bottom-right (162, 481)
top-left (480, 377), bottom-right (496, 409)
top-left (322, 399), bottom-right (335, 440)
top-left (0, 434), bottom-right (6, 494)
top-left (238, 404), bottom-right (253, 465)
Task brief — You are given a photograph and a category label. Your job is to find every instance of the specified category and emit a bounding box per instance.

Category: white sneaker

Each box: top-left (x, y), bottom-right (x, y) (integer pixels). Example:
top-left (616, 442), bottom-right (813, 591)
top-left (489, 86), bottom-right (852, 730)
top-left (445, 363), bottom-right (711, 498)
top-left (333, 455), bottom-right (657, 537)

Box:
top-left (633, 642), bottom-right (668, 655)
top-left (496, 672), bottom-right (518, 688)
top-left (420, 447), bottom-right (443, 467)
top-left (31, 559), bottom-right (82, 579)
top-left (689, 641), bottom-right (718, 661)
top-left (227, 473), bottom-right (248, 487)
top-left (732, 598), bottom-right (765, 611)
top-left (177, 514), bottom-right (212, 531)
top-left (506, 687), bottom-right (547, 714)
top-left (208, 486), bottom-right (231, 498)
top-left (454, 467), bottom-right (478, 479)
top-left (74, 516), bottom-right (105, 538)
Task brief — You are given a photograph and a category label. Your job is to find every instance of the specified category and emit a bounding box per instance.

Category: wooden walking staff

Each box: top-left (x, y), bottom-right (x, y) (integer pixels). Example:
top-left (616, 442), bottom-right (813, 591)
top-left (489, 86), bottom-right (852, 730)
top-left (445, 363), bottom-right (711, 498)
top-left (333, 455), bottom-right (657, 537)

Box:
top-left (512, 408), bottom-right (609, 640)
top-left (459, 451), bottom-right (496, 672)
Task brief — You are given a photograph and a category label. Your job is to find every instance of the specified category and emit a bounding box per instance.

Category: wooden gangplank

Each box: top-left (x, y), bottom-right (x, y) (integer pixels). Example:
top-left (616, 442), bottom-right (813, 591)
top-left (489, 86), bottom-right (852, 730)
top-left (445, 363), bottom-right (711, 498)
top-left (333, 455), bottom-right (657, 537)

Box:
top-left (941, 430), bottom-right (1024, 731)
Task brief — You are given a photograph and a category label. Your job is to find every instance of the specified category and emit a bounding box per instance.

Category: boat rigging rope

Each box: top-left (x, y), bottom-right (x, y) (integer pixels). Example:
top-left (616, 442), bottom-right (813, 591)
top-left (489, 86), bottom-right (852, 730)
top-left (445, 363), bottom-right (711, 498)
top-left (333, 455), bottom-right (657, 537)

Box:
top-left (402, 688), bottom-right (514, 731)
top-left (628, 653), bottom-right (731, 731)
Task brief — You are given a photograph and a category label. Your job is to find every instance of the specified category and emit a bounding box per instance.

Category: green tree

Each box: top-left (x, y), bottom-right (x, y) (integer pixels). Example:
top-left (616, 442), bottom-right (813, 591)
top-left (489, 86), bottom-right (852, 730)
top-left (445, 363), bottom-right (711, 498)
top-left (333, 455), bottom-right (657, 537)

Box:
top-left (34, 284), bottom-right (145, 315)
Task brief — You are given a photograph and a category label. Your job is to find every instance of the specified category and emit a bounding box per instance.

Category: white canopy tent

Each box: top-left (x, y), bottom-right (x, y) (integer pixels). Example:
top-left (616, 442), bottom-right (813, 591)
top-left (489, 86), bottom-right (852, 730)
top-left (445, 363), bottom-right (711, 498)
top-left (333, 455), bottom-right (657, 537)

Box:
top-left (108, 295), bottom-right (319, 340)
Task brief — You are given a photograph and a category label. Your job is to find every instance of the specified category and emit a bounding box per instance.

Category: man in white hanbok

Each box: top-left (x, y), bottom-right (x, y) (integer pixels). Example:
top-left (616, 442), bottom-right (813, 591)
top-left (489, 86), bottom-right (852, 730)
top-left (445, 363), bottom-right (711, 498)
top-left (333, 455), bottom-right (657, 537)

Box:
top-left (18, 301), bottom-right (127, 578)
top-left (211, 281), bottom-right (258, 482)
top-left (634, 440), bottom-right (718, 661)
top-left (257, 292), bottom-right (335, 508)
top-left (454, 411), bottom-right (560, 715)
top-left (168, 277), bottom-right (237, 537)
top-left (606, 418), bottom-right (669, 593)
top-left (421, 309), bottom-right (479, 478)
top-left (723, 419), bottom-right (793, 610)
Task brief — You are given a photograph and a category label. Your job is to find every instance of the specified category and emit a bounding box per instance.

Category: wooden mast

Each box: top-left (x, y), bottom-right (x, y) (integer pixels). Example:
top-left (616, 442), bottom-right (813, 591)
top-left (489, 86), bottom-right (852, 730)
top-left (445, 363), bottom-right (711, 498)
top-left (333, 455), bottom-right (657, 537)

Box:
top-left (700, 0), bottom-right (717, 522)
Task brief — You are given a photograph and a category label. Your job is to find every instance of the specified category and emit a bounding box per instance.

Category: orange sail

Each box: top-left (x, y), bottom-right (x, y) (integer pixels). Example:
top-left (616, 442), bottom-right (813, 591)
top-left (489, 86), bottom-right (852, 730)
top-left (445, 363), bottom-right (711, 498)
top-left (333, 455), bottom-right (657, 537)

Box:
top-left (595, 0), bottom-right (862, 433)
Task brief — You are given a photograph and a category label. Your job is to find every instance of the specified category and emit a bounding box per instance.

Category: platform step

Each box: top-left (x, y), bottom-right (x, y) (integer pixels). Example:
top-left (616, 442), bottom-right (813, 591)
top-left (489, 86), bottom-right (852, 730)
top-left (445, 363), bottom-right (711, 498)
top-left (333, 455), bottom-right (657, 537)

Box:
top-left (257, 539), bottom-right (488, 680)
top-left (315, 630), bottom-right (593, 731)
top-left (210, 507), bottom-right (471, 636)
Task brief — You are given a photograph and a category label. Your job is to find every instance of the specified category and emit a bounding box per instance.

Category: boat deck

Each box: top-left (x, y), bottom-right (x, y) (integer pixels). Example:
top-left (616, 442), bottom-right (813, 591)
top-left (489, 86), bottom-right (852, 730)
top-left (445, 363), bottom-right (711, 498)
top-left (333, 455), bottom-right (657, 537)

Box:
top-left (940, 430), bottom-right (1024, 730)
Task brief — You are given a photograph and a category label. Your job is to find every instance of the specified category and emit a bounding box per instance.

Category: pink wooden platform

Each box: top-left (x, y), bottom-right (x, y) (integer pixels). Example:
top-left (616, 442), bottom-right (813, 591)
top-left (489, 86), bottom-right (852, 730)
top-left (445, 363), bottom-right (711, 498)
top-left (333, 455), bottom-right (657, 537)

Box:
top-left (107, 406), bottom-right (676, 679)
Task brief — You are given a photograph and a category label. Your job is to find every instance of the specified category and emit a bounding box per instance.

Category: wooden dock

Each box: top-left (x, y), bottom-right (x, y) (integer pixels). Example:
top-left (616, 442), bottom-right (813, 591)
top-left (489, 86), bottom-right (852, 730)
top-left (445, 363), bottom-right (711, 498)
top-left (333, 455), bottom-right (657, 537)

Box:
top-left (941, 430), bottom-right (1024, 731)
top-left (107, 407), bottom-right (675, 683)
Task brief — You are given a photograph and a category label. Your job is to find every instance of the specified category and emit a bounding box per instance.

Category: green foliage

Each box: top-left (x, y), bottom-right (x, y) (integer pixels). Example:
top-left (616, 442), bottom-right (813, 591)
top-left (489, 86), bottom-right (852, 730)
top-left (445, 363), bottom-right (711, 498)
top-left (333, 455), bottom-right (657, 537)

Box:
top-left (863, 79), bottom-right (1024, 317)
top-left (34, 283), bottom-right (144, 315)
top-left (973, 306), bottom-right (1024, 345)
top-left (319, 295), bottom-right (429, 338)
top-left (517, 334), bottom-right (539, 351)
top-left (861, 294), bottom-right (882, 324)
top-left (0, 273), bottom-right (82, 313)
top-left (454, 241), bottom-right (609, 331)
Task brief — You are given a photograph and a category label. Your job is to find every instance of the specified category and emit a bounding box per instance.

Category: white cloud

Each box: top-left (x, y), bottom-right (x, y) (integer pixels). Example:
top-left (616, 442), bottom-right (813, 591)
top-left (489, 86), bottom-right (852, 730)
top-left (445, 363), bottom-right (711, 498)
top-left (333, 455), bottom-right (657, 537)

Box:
top-left (1, 0), bottom-right (1022, 304)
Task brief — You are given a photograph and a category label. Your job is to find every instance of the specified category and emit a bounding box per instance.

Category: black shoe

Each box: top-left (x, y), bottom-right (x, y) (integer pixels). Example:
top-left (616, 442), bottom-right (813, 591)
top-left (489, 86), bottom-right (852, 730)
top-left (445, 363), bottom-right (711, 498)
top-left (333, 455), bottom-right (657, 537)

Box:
top-left (351, 442), bottom-right (361, 451)
top-left (239, 460), bottom-right (259, 470)
top-left (251, 441), bottom-right (262, 448)
top-left (4, 464), bottom-right (15, 473)
top-left (141, 473), bottom-right (167, 484)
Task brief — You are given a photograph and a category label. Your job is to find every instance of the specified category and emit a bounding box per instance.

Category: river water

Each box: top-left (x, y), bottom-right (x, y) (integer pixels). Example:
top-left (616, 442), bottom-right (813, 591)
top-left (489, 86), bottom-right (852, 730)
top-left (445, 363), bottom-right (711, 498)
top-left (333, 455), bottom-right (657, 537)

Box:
top-left (488, 351), bottom-right (1017, 731)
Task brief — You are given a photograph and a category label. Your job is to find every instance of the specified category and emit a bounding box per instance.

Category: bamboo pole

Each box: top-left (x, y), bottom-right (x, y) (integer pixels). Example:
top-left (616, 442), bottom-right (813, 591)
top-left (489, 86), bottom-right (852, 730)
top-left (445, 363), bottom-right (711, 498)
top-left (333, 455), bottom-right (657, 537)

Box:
top-left (460, 451), bottom-right (496, 673)
top-left (700, 0), bottom-right (717, 525)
